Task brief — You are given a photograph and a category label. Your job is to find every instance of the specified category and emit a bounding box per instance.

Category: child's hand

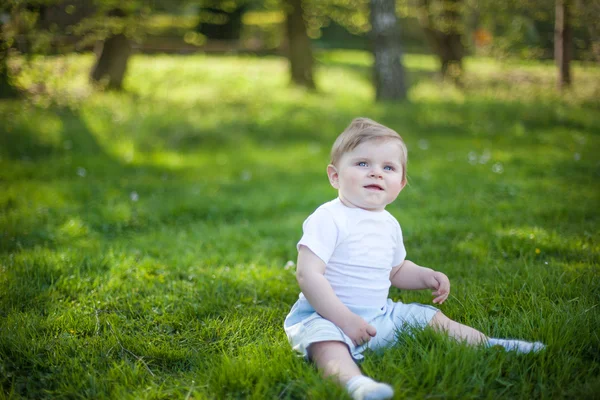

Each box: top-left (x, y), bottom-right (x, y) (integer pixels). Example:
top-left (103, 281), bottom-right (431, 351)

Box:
top-left (426, 271), bottom-right (450, 304)
top-left (339, 313), bottom-right (377, 347)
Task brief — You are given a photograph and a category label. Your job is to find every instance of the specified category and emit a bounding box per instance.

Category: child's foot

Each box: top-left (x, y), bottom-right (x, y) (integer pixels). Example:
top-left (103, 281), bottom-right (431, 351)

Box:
top-left (346, 376), bottom-right (394, 400)
top-left (488, 338), bottom-right (546, 353)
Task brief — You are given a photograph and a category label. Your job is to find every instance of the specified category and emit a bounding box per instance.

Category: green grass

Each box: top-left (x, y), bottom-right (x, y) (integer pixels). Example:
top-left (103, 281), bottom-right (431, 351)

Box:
top-left (1, 51), bottom-right (599, 399)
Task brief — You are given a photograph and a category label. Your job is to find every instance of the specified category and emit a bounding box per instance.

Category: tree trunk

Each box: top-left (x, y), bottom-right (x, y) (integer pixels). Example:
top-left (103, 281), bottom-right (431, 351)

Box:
top-left (0, 21), bottom-right (18, 98)
top-left (555, 0), bottom-right (572, 90)
top-left (285, 0), bottom-right (315, 89)
top-left (90, 33), bottom-right (131, 90)
top-left (370, 0), bottom-right (407, 101)
top-left (417, 0), bottom-right (464, 83)
top-left (0, 55), bottom-right (18, 98)
top-left (90, 9), bottom-right (131, 90)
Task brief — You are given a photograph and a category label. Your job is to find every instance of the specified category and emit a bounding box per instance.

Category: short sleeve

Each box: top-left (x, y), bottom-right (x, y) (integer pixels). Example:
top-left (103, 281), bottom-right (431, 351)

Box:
top-left (297, 208), bottom-right (339, 264)
top-left (392, 221), bottom-right (407, 266)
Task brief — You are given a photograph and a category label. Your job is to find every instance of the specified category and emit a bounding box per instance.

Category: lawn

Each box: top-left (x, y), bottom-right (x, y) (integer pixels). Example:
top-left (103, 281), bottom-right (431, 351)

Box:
top-left (1, 51), bottom-right (599, 399)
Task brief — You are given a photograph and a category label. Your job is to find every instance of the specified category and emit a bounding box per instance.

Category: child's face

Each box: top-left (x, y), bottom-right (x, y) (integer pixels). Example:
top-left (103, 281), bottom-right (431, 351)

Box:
top-left (327, 139), bottom-right (406, 211)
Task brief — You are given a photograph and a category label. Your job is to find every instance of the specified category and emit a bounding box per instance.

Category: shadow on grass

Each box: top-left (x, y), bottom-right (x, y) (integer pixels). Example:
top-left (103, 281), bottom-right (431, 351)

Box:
top-left (1, 104), bottom-right (119, 252)
top-left (2, 91), bottom-right (598, 249)
top-left (0, 104), bottom-right (106, 161)
top-left (2, 84), bottom-right (598, 313)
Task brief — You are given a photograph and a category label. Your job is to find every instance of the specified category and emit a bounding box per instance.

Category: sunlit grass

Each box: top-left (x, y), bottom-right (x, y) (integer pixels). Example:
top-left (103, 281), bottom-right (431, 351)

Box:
top-left (1, 50), bottom-right (599, 398)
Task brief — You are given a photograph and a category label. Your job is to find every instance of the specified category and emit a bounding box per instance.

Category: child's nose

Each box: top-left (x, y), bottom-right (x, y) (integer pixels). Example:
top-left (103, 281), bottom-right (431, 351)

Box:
top-left (369, 166), bottom-right (383, 177)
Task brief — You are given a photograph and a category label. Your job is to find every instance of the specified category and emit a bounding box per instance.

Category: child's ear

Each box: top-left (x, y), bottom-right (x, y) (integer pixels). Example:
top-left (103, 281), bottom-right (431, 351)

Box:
top-left (327, 164), bottom-right (340, 189)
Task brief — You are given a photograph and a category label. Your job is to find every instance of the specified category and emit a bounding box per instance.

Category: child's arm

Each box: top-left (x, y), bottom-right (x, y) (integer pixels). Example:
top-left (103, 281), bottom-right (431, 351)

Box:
top-left (296, 245), bottom-right (377, 346)
top-left (389, 260), bottom-right (450, 304)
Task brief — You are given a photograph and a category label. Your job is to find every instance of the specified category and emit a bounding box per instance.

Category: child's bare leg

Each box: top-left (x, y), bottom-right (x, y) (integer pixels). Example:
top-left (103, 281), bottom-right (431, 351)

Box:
top-left (429, 311), bottom-right (545, 353)
top-left (429, 311), bottom-right (488, 344)
top-left (309, 341), bottom-right (393, 400)
top-left (308, 341), bottom-right (362, 384)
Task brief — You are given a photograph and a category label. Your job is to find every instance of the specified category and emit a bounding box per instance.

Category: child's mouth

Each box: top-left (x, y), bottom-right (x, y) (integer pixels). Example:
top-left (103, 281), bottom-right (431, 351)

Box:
top-left (364, 185), bottom-right (384, 191)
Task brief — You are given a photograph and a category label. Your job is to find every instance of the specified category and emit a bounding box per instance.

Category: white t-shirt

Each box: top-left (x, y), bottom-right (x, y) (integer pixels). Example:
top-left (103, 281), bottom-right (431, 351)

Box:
top-left (297, 198), bottom-right (406, 309)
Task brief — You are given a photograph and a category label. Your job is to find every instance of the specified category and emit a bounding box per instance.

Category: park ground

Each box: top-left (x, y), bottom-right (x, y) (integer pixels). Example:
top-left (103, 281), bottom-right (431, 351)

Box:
top-left (1, 51), bottom-right (599, 398)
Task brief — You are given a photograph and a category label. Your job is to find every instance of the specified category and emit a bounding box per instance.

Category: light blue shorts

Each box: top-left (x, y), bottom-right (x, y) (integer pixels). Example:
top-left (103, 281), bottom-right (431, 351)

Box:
top-left (284, 298), bottom-right (439, 361)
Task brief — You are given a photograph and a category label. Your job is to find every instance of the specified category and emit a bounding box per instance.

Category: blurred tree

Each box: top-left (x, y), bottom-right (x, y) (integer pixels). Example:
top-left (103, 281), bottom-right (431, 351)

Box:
top-left (554, 0), bottom-right (571, 89)
top-left (0, 0), bottom-right (57, 97)
top-left (89, 7), bottom-right (132, 90)
top-left (0, 1), bottom-right (34, 98)
top-left (303, 0), bottom-right (369, 38)
top-left (0, 0), bottom-right (194, 93)
top-left (36, 0), bottom-right (96, 50)
top-left (0, 10), bottom-right (19, 98)
top-left (469, 0), bottom-right (597, 87)
top-left (370, 0), bottom-right (406, 100)
top-left (469, 0), bottom-right (596, 61)
top-left (0, 0), bottom-right (132, 91)
top-left (196, 1), bottom-right (249, 41)
top-left (469, 0), bottom-right (554, 59)
top-left (285, 0), bottom-right (315, 89)
top-left (416, 0), bottom-right (464, 83)
top-left (584, 0), bottom-right (600, 62)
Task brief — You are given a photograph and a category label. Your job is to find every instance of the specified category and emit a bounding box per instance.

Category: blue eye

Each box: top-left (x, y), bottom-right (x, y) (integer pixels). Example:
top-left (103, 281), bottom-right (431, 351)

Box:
top-left (358, 162), bottom-right (367, 167)
top-left (384, 165), bottom-right (394, 171)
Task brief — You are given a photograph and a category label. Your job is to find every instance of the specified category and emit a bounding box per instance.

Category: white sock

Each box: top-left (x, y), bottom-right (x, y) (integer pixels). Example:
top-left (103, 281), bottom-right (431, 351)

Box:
top-left (346, 376), bottom-right (394, 400)
top-left (488, 338), bottom-right (546, 353)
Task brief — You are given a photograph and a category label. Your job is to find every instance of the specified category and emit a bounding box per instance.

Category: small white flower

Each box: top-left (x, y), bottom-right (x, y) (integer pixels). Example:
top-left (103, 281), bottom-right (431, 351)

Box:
top-left (479, 149), bottom-right (491, 164)
top-left (468, 151), bottom-right (478, 165)
top-left (130, 191), bottom-right (139, 202)
top-left (284, 260), bottom-right (296, 270)
top-left (241, 170), bottom-right (252, 181)
top-left (76, 167), bottom-right (87, 177)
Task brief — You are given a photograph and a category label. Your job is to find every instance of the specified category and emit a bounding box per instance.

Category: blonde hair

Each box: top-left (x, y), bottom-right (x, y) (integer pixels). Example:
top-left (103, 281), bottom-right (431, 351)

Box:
top-left (330, 117), bottom-right (408, 183)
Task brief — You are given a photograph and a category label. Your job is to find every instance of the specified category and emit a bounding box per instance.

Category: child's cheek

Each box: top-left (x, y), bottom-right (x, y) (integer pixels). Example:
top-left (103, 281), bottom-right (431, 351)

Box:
top-left (348, 174), bottom-right (362, 189)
